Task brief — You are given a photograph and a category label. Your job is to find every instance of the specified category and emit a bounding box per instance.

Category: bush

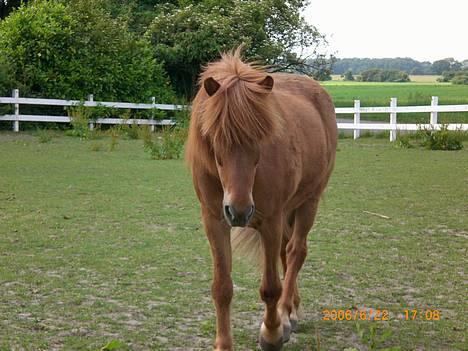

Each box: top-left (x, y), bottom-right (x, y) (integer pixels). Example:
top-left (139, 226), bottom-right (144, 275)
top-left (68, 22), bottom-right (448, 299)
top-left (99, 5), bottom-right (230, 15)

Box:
top-left (0, 56), bottom-right (14, 97)
top-left (360, 68), bottom-right (410, 82)
top-left (416, 125), bottom-right (465, 150)
top-left (395, 134), bottom-right (414, 149)
top-left (0, 0), bottom-right (174, 102)
top-left (451, 71), bottom-right (468, 85)
top-left (343, 69), bottom-right (355, 81)
top-left (68, 105), bottom-right (91, 139)
top-left (437, 69), bottom-right (468, 84)
top-left (143, 127), bottom-right (186, 160)
top-left (395, 127), bottom-right (465, 150)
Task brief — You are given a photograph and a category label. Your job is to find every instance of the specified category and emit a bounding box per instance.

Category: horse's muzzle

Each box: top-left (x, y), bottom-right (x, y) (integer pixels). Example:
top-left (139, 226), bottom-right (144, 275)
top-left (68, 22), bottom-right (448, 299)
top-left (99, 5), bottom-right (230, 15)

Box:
top-left (224, 204), bottom-right (255, 227)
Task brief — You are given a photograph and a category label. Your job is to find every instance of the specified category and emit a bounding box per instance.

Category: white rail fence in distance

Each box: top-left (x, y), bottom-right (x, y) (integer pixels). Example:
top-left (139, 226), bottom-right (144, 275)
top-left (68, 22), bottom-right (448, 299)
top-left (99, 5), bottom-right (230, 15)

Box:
top-left (1, 90), bottom-right (468, 141)
top-left (0, 89), bottom-right (183, 132)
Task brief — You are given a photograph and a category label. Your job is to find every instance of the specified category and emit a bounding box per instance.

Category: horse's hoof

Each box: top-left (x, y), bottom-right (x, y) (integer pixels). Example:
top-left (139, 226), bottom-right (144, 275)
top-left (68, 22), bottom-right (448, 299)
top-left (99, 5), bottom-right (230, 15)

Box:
top-left (290, 319), bottom-right (298, 333)
top-left (259, 335), bottom-right (284, 351)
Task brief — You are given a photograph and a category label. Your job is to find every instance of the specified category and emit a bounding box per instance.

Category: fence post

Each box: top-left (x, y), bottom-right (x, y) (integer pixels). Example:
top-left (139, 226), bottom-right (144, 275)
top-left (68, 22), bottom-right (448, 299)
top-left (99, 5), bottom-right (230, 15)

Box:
top-left (353, 99), bottom-right (360, 140)
top-left (430, 96), bottom-right (438, 125)
top-left (151, 96), bottom-right (156, 132)
top-left (390, 97), bottom-right (397, 142)
top-left (88, 94), bottom-right (94, 130)
top-left (13, 89), bottom-right (19, 132)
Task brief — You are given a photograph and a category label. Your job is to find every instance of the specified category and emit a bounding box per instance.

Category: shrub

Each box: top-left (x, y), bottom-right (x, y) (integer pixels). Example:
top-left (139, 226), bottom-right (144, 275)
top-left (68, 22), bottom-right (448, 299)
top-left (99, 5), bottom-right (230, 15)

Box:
top-left (68, 105), bottom-right (91, 139)
top-left (395, 134), bottom-right (414, 149)
top-left (0, 0), bottom-right (174, 102)
top-left (360, 68), bottom-right (410, 82)
top-left (143, 127), bottom-right (186, 160)
top-left (451, 70), bottom-right (468, 85)
top-left (0, 56), bottom-right (14, 96)
top-left (416, 125), bottom-right (464, 150)
top-left (343, 69), bottom-right (355, 81)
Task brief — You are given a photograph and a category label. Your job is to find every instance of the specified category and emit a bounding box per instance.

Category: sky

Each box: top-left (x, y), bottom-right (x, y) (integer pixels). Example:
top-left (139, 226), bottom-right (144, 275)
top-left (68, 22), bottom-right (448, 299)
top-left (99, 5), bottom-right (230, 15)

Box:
top-left (303, 0), bottom-right (468, 62)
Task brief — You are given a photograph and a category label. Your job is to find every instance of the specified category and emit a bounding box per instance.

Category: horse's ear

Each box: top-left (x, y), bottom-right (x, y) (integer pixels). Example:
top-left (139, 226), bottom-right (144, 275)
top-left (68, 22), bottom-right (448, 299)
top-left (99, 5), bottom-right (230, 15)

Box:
top-left (204, 77), bottom-right (221, 97)
top-left (259, 75), bottom-right (274, 91)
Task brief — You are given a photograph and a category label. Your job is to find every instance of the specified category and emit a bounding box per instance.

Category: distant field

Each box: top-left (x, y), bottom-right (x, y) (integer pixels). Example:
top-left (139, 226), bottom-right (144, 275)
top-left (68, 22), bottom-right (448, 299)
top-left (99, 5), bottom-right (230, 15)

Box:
top-left (321, 81), bottom-right (468, 123)
top-left (330, 74), bottom-right (441, 83)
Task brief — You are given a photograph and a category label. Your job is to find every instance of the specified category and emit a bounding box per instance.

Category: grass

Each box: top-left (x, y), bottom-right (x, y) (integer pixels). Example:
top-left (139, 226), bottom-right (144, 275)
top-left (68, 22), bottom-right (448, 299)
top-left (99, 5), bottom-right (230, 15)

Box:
top-left (321, 81), bottom-right (468, 124)
top-left (0, 132), bottom-right (467, 350)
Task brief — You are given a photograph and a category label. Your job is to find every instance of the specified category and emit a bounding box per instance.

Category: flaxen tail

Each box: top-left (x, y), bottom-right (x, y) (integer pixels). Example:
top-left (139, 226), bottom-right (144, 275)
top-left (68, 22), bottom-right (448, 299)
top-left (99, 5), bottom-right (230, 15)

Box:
top-left (231, 227), bottom-right (264, 267)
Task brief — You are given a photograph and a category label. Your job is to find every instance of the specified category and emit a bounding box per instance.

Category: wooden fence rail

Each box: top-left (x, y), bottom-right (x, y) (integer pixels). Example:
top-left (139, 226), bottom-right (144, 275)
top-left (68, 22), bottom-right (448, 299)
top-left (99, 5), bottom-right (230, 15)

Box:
top-left (1, 90), bottom-right (468, 141)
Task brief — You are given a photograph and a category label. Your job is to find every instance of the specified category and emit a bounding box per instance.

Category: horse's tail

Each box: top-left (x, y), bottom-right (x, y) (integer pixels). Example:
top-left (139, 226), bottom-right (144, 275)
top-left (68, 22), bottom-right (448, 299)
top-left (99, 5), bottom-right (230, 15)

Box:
top-left (231, 227), bottom-right (264, 267)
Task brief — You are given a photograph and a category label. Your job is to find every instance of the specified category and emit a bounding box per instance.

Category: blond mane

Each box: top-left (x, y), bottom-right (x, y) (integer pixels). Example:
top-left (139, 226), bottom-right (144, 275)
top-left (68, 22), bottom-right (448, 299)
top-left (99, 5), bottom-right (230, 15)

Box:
top-left (186, 48), bottom-right (283, 173)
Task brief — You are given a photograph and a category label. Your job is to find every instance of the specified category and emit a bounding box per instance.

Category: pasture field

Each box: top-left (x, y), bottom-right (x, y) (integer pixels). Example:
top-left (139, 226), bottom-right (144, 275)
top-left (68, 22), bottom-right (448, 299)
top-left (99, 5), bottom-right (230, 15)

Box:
top-left (0, 132), bottom-right (467, 350)
top-left (321, 81), bottom-right (468, 124)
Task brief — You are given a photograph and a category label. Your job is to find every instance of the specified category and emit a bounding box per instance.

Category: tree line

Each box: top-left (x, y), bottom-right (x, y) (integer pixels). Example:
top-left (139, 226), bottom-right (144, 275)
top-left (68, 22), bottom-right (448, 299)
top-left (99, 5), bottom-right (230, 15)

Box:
top-left (0, 0), bottom-right (333, 101)
top-left (333, 57), bottom-right (468, 75)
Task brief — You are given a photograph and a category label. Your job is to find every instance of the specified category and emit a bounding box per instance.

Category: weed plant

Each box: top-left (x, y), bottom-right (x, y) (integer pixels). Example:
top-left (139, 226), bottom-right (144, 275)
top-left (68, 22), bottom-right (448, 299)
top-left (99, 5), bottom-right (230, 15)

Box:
top-left (395, 125), bottom-right (465, 150)
top-left (142, 126), bottom-right (186, 160)
top-left (68, 105), bottom-right (92, 139)
top-left (36, 128), bottom-right (53, 143)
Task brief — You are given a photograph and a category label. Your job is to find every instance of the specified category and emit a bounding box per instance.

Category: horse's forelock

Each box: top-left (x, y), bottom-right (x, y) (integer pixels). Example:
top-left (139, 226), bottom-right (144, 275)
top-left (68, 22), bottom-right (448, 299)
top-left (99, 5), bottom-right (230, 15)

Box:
top-left (197, 53), bottom-right (282, 154)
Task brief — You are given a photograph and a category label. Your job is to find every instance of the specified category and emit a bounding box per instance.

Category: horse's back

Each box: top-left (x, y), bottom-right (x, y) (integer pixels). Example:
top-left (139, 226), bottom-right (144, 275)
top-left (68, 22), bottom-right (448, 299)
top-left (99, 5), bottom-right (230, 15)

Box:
top-left (272, 73), bottom-right (336, 139)
top-left (256, 73), bottom-right (337, 209)
top-left (271, 73), bottom-right (337, 162)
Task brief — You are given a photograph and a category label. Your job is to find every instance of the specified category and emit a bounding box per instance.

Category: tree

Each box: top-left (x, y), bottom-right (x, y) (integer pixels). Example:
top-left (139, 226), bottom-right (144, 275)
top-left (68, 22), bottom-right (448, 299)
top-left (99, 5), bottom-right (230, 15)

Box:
top-left (0, 0), bottom-right (29, 20)
top-left (343, 69), bottom-right (354, 81)
top-left (146, 0), bottom-right (331, 96)
top-left (332, 57), bottom-right (432, 75)
top-left (0, 0), bottom-right (174, 102)
top-left (360, 68), bottom-right (409, 82)
top-left (432, 58), bottom-right (461, 75)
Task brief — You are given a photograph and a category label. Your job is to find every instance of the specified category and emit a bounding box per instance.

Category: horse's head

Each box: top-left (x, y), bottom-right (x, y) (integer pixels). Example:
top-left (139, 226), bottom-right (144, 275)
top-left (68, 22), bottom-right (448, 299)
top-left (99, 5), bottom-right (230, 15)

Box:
top-left (189, 58), bottom-right (281, 227)
top-left (202, 75), bottom-right (275, 227)
top-left (214, 143), bottom-right (259, 227)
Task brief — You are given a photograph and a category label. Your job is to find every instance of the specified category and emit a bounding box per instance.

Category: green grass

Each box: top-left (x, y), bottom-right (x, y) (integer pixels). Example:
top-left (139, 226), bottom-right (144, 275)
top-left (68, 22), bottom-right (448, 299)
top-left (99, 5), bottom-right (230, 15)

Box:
top-left (0, 132), bottom-right (466, 350)
top-left (321, 81), bottom-right (468, 124)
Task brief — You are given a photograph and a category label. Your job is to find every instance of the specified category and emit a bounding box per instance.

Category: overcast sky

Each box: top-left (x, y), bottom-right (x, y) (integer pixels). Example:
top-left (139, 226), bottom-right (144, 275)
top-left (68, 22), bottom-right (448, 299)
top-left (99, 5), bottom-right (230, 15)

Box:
top-left (303, 0), bottom-right (468, 62)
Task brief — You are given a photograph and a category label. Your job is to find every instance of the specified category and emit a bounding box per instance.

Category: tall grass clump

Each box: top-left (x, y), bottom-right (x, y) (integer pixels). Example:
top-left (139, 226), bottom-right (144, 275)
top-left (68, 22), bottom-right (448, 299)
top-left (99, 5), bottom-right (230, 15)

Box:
top-left (140, 106), bottom-right (189, 160)
top-left (36, 128), bottom-right (53, 143)
top-left (395, 125), bottom-right (466, 150)
top-left (145, 127), bottom-right (186, 160)
top-left (68, 105), bottom-right (92, 139)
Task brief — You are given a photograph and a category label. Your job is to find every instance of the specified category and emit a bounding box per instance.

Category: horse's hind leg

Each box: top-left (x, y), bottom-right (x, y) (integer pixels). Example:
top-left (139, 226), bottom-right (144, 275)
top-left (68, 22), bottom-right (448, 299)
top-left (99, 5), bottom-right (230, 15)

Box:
top-left (278, 197), bottom-right (320, 334)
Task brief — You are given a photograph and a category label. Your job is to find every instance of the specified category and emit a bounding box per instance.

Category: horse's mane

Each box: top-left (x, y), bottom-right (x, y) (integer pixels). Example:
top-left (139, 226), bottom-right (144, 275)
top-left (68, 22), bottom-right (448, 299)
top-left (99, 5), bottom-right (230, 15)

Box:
top-left (186, 48), bottom-right (283, 173)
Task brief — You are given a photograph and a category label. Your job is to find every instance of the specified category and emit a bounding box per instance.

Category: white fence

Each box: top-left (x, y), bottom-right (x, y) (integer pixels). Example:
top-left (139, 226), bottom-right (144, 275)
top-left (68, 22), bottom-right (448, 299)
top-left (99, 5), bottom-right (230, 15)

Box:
top-left (0, 89), bottom-right (183, 132)
top-left (1, 90), bottom-right (468, 141)
top-left (336, 96), bottom-right (468, 141)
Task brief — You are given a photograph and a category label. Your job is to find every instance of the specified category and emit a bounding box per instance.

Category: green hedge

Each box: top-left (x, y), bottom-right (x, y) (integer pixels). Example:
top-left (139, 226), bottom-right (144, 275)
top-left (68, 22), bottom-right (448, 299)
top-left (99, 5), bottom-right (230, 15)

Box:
top-left (0, 0), bottom-right (174, 102)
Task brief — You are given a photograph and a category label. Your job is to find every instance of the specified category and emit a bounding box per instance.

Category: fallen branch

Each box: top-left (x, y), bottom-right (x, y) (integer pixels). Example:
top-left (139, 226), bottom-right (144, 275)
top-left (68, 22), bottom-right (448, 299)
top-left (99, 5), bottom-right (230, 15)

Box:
top-left (363, 210), bottom-right (391, 220)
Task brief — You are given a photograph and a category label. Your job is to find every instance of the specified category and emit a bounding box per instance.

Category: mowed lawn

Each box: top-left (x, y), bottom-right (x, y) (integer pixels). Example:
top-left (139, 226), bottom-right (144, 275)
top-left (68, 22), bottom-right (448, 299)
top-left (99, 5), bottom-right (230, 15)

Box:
top-left (0, 133), bottom-right (466, 350)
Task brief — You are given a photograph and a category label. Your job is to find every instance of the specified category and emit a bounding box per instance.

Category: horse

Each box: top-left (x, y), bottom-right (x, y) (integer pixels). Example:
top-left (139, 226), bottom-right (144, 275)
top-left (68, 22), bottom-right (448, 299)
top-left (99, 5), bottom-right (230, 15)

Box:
top-left (186, 48), bottom-right (337, 351)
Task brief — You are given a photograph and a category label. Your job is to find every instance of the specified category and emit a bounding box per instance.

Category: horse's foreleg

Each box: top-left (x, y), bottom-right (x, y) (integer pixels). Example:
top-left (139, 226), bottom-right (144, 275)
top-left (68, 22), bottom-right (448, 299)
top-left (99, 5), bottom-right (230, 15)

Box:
top-left (259, 218), bottom-right (284, 351)
top-left (278, 198), bottom-right (319, 334)
top-left (202, 208), bottom-right (233, 351)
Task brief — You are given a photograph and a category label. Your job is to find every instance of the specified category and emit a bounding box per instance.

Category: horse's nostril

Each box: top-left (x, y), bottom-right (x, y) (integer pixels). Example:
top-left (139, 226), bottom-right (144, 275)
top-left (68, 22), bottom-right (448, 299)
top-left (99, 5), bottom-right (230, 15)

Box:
top-left (246, 205), bottom-right (255, 220)
top-left (224, 204), bottom-right (254, 226)
top-left (224, 205), bottom-right (235, 220)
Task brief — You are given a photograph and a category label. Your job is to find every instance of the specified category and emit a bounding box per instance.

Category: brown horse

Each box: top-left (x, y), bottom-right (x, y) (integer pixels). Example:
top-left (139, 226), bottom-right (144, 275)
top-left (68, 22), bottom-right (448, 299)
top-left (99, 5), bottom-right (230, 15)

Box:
top-left (186, 49), bottom-right (337, 351)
